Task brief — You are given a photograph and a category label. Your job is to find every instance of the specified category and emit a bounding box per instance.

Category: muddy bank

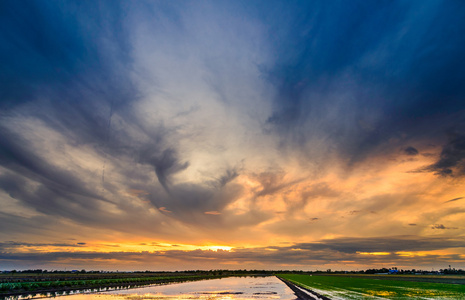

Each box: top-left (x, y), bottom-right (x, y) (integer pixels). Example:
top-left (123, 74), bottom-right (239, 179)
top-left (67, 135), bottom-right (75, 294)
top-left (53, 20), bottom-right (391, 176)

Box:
top-left (278, 277), bottom-right (331, 300)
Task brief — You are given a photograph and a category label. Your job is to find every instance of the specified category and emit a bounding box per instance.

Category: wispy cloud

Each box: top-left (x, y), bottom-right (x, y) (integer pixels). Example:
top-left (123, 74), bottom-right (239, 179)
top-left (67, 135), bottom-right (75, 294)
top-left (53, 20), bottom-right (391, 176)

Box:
top-left (431, 224), bottom-right (458, 230)
top-left (445, 197), bottom-right (464, 203)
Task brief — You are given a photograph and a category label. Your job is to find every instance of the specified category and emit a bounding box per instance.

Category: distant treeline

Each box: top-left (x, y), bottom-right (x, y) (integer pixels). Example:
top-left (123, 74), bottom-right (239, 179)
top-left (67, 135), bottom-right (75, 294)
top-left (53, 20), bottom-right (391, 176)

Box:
top-left (2, 267), bottom-right (465, 275)
top-left (1, 269), bottom-right (271, 276)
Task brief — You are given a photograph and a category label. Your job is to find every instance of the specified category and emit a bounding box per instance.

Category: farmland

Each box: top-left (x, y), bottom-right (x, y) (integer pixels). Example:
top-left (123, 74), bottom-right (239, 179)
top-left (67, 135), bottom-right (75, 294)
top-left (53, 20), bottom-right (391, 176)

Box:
top-left (0, 271), bottom-right (229, 298)
top-left (279, 273), bottom-right (465, 299)
top-left (2, 271), bottom-right (465, 299)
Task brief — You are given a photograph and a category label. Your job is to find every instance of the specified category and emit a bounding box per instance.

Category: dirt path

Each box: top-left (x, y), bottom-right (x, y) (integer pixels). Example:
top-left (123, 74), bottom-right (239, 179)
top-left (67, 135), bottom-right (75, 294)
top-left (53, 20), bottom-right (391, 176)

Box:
top-left (277, 277), bottom-right (332, 300)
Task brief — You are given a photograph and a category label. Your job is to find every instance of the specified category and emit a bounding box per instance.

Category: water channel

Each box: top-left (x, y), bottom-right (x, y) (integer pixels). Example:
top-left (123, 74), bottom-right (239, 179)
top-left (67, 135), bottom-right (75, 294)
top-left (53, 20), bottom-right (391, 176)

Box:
top-left (17, 276), bottom-right (298, 300)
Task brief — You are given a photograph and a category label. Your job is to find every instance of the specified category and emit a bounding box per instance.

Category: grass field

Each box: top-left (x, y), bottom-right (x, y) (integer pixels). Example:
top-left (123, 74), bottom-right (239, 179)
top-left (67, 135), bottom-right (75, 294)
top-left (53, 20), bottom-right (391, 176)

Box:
top-left (279, 274), bottom-right (465, 299)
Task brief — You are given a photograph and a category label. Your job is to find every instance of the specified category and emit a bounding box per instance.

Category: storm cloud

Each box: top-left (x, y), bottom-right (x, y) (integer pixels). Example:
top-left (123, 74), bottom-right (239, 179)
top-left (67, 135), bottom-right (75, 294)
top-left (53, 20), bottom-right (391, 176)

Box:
top-left (1, 0), bottom-right (465, 270)
top-left (426, 133), bottom-right (465, 176)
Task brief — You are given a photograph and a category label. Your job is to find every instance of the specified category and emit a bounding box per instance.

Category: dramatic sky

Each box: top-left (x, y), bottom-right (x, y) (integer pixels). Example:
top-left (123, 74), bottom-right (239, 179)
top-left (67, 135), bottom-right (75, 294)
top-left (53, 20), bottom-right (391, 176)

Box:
top-left (1, 0), bottom-right (465, 271)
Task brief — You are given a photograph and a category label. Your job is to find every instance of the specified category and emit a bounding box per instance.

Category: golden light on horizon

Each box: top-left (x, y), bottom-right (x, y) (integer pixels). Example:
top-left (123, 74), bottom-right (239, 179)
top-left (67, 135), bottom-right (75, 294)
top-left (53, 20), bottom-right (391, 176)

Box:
top-left (357, 252), bottom-right (391, 256)
top-left (206, 246), bottom-right (233, 252)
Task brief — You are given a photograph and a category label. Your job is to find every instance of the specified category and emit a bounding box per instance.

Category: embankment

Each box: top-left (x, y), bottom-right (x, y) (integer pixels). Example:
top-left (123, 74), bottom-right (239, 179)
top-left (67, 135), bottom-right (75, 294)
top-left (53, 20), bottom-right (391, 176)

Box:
top-left (277, 277), bottom-right (332, 300)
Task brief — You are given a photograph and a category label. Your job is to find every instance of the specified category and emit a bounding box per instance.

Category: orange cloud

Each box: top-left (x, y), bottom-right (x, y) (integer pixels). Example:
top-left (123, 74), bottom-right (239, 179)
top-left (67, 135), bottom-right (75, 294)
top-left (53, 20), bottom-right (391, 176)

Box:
top-left (205, 211), bottom-right (221, 215)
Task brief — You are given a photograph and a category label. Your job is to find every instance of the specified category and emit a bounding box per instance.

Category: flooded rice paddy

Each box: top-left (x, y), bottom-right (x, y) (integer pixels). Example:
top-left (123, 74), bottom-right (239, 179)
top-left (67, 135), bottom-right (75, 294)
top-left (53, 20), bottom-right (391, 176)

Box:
top-left (15, 276), bottom-right (298, 300)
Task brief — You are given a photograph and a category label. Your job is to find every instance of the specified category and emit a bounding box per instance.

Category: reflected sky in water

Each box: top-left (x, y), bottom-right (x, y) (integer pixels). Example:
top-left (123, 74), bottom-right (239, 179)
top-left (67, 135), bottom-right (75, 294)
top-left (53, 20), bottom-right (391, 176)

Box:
top-left (44, 277), bottom-right (297, 300)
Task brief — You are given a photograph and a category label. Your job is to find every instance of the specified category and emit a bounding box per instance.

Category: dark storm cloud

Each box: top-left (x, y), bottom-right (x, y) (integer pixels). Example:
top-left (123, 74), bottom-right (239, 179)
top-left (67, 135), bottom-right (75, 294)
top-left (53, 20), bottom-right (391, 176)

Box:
top-left (404, 146), bottom-right (419, 156)
top-left (0, 211), bottom-right (63, 237)
top-left (425, 133), bottom-right (465, 177)
top-left (0, 0), bottom-right (147, 185)
top-left (216, 169), bottom-right (239, 188)
top-left (0, 241), bottom-right (85, 252)
top-left (294, 236), bottom-right (465, 253)
top-left (0, 0), bottom-right (133, 110)
top-left (145, 168), bottom-right (244, 224)
top-left (0, 0), bottom-right (138, 178)
top-left (0, 0), bottom-right (252, 231)
top-left (0, 127), bottom-right (103, 201)
top-left (0, 134), bottom-right (122, 226)
top-left (0, 123), bottom-right (189, 235)
top-left (260, 0), bottom-right (465, 162)
top-left (139, 147), bottom-right (189, 193)
top-left (431, 224), bottom-right (458, 230)
top-left (253, 171), bottom-right (301, 197)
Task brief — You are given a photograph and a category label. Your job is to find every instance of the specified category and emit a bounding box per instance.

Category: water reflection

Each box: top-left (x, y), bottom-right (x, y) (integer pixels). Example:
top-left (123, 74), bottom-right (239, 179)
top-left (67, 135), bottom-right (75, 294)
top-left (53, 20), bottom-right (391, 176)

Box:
top-left (23, 277), bottom-right (297, 300)
top-left (107, 276), bottom-right (296, 300)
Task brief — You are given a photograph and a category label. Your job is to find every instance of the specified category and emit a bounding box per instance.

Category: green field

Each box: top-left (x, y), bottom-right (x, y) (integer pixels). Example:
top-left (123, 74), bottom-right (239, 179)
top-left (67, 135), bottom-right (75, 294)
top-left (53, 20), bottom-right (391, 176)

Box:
top-left (279, 274), bottom-right (465, 299)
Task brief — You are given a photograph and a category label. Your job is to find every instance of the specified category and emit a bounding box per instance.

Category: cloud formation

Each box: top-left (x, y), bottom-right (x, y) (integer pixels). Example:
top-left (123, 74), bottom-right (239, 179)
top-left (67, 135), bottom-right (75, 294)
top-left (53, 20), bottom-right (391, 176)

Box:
top-left (1, 0), bottom-right (465, 270)
top-left (426, 133), bottom-right (465, 176)
top-left (2, 236), bottom-right (464, 271)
